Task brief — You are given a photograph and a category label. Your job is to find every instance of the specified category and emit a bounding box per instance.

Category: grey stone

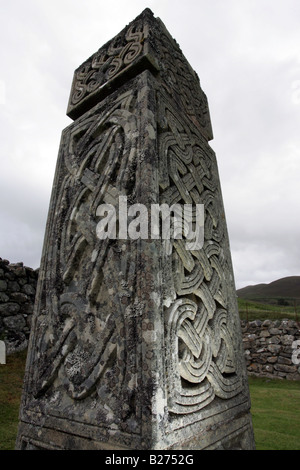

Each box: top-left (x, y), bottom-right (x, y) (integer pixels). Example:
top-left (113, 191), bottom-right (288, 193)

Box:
top-left (7, 281), bottom-right (20, 292)
top-left (243, 340), bottom-right (251, 349)
top-left (260, 330), bottom-right (271, 337)
top-left (0, 280), bottom-right (7, 292)
top-left (3, 314), bottom-right (26, 331)
top-left (267, 344), bottom-right (282, 354)
top-left (269, 328), bottom-right (281, 335)
top-left (257, 347), bottom-right (266, 353)
top-left (0, 302), bottom-right (20, 315)
top-left (282, 334), bottom-right (294, 345)
top-left (247, 334), bottom-right (258, 341)
top-left (267, 356), bottom-right (278, 363)
top-left (274, 363), bottom-right (297, 374)
top-left (251, 320), bottom-right (262, 327)
top-left (281, 348), bottom-right (293, 357)
top-left (0, 292), bottom-right (9, 302)
top-left (266, 336), bottom-right (281, 344)
top-left (21, 284), bottom-right (36, 296)
top-left (25, 314), bottom-right (33, 329)
top-left (5, 332), bottom-right (27, 355)
top-left (11, 266), bottom-right (26, 277)
top-left (262, 364), bottom-right (273, 373)
top-left (0, 259), bottom-right (9, 266)
top-left (22, 303), bottom-right (34, 315)
top-left (4, 271), bottom-right (15, 280)
top-left (10, 292), bottom-right (29, 303)
top-left (16, 9), bottom-right (255, 451)
top-left (278, 356), bottom-right (292, 365)
top-left (280, 320), bottom-right (290, 330)
top-left (248, 363), bottom-right (259, 372)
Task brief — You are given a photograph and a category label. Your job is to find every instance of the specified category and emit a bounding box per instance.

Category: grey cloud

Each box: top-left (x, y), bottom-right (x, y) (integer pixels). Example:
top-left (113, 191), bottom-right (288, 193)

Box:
top-left (0, 0), bottom-right (299, 289)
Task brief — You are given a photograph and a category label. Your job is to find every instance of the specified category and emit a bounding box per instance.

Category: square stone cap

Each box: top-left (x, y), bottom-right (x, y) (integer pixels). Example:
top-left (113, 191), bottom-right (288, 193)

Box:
top-left (67, 8), bottom-right (213, 141)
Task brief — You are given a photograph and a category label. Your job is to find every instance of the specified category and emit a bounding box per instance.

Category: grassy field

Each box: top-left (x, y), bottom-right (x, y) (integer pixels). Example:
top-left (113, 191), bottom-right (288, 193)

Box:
top-left (0, 349), bottom-right (27, 450)
top-left (248, 376), bottom-right (300, 450)
top-left (0, 349), bottom-right (300, 450)
top-left (238, 297), bottom-right (300, 321)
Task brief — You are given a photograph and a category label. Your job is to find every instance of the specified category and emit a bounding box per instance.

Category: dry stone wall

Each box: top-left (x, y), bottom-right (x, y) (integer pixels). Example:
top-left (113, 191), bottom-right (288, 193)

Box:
top-left (0, 258), bottom-right (38, 354)
top-left (241, 319), bottom-right (300, 380)
top-left (1, 255), bottom-right (299, 383)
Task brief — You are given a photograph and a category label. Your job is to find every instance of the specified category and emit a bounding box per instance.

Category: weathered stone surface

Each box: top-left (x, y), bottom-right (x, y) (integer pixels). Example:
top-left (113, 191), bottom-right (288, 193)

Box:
top-left (12, 266), bottom-right (26, 277)
top-left (5, 332), bottom-right (27, 355)
top-left (0, 302), bottom-right (20, 315)
top-left (278, 356), bottom-right (293, 365)
top-left (282, 334), bottom-right (294, 345)
top-left (267, 344), bottom-right (282, 354)
top-left (241, 319), bottom-right (300, 380)
top-left (266, 336), bottom-right (281, 344)
top-left (267, 356), bottom-right (277, 363)
top-left (269, 327), bottom-right (281, 335)
top-left (0, 259), bottom-right (9, 266)
top-left (10, 292), bottom-right (29, 303)
top-left (7, 281), bottom-right (20, 292)
top-left (3, 314), bottom-right (26, 331)
top-left (0, 280), bottom-right (7, 292)
top-left (16, 9), bottom-right (254, 450)
top-left (0, 258), bottom-right (38, 353)
top-left (21, 284), bottom-right (36, 296)
top-left (260, 330), bottom-right (271, 337)
top-left (274, 363), bottom-right (297, 374)
top-left (0, 293), bottom-right (9, 302)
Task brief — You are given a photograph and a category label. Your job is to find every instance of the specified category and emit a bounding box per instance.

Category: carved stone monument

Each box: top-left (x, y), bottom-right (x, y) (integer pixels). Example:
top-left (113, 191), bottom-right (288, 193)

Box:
top-left (16, 9), bottom-right (255, 450)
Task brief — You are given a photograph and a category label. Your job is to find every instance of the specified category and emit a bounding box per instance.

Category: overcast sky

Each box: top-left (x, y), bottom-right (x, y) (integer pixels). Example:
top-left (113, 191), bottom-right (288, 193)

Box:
top-left (0, 0), bottom-right (299, 289)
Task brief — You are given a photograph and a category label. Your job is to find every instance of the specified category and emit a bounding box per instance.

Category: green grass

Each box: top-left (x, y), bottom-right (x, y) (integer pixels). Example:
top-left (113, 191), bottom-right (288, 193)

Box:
top-left (248, 376), bottom-right (300, 450)
top-left (1, 350), bottom-right (300, 450)
top-left (238, 297), bottom-right (300, 321)
top-left (0, 349), bottom-right (27, 450)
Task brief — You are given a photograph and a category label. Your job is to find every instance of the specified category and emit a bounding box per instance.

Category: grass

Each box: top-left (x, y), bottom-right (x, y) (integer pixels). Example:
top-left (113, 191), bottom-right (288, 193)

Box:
top-left (0, 350), bottom-right (300, 450)
top-left (238, 297), bottom-right (300, 321)
top-left (0, 349), bottom-right (27, 450)
top-left (248, 376), bottom-right (300, 450)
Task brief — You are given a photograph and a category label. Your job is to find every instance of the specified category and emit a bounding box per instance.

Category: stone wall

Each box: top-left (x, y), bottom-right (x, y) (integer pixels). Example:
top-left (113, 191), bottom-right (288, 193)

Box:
top-left (0, 258), bottom-right (38, 354)
top-left (1, 254), bottom-right (299, 383)
top-left (241, 319), bottom-right (300, 380)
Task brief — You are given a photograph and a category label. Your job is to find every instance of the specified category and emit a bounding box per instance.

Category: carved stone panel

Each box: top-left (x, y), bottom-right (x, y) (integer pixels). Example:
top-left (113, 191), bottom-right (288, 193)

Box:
top-left (17, 79), bottom-right (149, 449)
top-left (154, 90), bottom-right (254, 448)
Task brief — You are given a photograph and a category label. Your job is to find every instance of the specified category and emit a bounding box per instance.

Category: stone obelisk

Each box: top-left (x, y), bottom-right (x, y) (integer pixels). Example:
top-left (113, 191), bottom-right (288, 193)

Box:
top-left (16, 9), bottom-right (255, 450)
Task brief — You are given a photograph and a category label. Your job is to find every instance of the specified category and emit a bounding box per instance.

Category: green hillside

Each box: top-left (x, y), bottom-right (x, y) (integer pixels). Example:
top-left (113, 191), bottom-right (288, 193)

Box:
top-left (238, 297), bottom-right (300, 321)
top-left (236, 276), bottom-right (300, 307)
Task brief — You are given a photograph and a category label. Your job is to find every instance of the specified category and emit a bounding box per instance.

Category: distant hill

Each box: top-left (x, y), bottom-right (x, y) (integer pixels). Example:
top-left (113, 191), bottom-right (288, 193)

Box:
top-left (237, 276), bottom-right (300, 301)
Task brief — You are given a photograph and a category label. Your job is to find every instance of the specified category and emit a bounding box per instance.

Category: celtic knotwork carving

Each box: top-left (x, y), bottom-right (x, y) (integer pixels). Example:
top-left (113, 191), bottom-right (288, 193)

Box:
top-left (159, 93), bottom-right (242, 415)
top-left (152, 29), bottom-right (213, 140)
top-left (33, 91), bottom-right (139, 416)
top-left (70, 22), bottom-right (145, 108)
top-left (166, 299), bottom-right (242, 414)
